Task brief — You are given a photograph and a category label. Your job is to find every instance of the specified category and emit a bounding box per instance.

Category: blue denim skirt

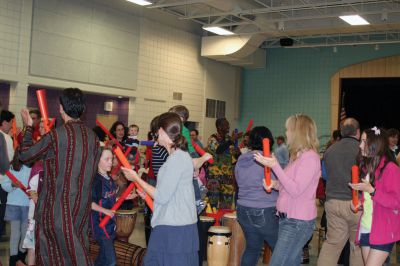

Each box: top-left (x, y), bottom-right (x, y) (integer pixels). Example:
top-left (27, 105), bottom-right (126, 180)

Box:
top-left (4, 205), bottom-right (29, 221)
top-left (144, 223), bottom-right (199, 266)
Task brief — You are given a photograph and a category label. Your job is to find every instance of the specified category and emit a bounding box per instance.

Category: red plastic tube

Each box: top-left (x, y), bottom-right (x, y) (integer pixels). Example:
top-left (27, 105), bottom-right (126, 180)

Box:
top-left (5, 171), bottom-right (29, 197)
top-left (192, 141), bottom-right (214, 164)
top-left (12, 119), bottom-right (18, 150)
top-left (351, 165), bottom-right (359, 213)
top-left (95, 119), bottom-right (124, 150)
top-left (263, 138), bottom-right (271, 193)
top-left (100, 147), bottom-right (154, 228)
top-left (110, 147), bottom-right (132, 177)
top-left (36, 90), bottom-right (50, 133)
top-left (246, 119), bottom-right (254, 133)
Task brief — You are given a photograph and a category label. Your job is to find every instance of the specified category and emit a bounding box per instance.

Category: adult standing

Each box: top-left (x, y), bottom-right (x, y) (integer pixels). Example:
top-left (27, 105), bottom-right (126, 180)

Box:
top-left (254, 114), bottom-right (321, 265)
top-left (19, 88), bottom-right (100, 265)
top-left (206, 118), bottom-right (239, 209)
top-left (317, 118), bottom-right (363, 266)
top-left (0, 110), bottom-right (15, 239)
top-left (0, 110), bottom-right (15, 165)
top-left (17, 109), bottom-right (42, 143)
top-left (110, 121), bottom-right (127, 148)
top-left (0, 106), bottom-right (6, 175)
top-left (190, 129), bottom-right (203, 149)
top-left (236, 126), bottom-right (279, 265)
top-left (122, 112), bottom-right (198, 265)
top-left (274, 136), bottom-right (289, 169)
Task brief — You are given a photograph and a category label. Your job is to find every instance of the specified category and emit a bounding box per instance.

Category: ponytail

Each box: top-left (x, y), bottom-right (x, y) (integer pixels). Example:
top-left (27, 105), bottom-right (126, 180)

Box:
top-left (173, 134), bottom-right (188, 151)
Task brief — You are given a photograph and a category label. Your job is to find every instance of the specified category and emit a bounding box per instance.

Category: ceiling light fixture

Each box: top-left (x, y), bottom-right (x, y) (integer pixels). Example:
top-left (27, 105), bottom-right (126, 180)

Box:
top-left (126, 0), bottom-right (152, 6)
top-left (339, 15), bottom-right (369, 25)
top-left (202, 26), bottom-right (234, 36)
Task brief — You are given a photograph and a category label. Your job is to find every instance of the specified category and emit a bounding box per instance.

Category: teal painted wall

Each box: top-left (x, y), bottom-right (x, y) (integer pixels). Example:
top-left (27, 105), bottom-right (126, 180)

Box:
top-left (240, 44), bottom-right (400, 145)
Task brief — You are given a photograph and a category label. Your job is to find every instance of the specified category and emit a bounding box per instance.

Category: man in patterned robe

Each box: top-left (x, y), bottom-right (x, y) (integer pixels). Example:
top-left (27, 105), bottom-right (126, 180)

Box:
top-left (19, 88), bottom-right (100, 265)
top-left (206, 118), bottom-right (240, 209)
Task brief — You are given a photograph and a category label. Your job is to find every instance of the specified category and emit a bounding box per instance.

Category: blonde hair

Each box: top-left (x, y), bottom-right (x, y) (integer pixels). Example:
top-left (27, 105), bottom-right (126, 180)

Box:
top-left (285, 114), bottom-right (319, 160)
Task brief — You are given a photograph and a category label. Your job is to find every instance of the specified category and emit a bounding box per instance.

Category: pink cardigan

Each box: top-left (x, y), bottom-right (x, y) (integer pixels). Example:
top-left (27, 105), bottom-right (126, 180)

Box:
top-left (272, 150), bottom-right (321, 221)
top-left (358, 159), bottom-right (400, 245)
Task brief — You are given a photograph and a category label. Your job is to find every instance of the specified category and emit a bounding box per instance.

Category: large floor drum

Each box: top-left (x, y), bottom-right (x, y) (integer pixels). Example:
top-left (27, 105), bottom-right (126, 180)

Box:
top-left (89, 237), bottom-right (146, 266)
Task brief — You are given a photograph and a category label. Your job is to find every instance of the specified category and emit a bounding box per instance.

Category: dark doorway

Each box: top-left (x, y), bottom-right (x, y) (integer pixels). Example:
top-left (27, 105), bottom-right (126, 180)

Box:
top-left (341, 78), bottom-right (400, 130)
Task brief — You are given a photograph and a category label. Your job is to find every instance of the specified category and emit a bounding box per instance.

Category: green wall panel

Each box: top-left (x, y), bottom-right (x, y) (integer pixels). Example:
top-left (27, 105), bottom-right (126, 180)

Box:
top-left (240, 44), bottom-right (400, 146)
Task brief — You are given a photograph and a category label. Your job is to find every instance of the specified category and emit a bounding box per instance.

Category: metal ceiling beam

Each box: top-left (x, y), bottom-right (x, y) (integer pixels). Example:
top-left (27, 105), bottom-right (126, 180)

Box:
top-left (202, 8), bottom-right (400, 28)
top-left (160, 7), bottom-right (207, 25)
top-left (147, 0), bottom-right (210, 9)
top-left (180, 0), bottom-right (395, 19)
top-left (284, 39), bottom-right (400, 48)
top-left (262, 30), bottom-right (400, 48)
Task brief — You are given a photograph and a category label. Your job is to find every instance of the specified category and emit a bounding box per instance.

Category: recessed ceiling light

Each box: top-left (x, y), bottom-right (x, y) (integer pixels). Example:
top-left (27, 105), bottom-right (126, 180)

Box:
top-left (118, 96), bottom-right (123, 99)
top-left (202, 26), bottom-right (234, 36)
top-left (126, 0), bottom-right (152, 6)
top-left (339, 15), bottom-right (369, 25)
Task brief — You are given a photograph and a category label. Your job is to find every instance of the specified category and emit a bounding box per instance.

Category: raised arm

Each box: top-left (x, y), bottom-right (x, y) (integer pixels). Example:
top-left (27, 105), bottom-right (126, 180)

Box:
top-left (19, 126), bottom-right (52, 164)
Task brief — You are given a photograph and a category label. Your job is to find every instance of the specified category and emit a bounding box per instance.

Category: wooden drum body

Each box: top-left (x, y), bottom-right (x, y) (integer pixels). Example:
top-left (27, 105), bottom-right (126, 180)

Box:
top-left (221, 212), bottom-right (245, 266)
top-left (89, 237), bottom-right (146, 266)
top-left (115, 209), bottom-right (137, 242)
top-left (199, 216), bottom-right (215, 262)
top-left (207, 226), bottom-right (231, 266)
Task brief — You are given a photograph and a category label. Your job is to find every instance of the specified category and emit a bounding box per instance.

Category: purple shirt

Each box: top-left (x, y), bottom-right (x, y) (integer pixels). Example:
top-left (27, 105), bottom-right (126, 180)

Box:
top-left (235, 151), bottom-right (278, 208)
top-left (272, 150), bottom-right (321, 221)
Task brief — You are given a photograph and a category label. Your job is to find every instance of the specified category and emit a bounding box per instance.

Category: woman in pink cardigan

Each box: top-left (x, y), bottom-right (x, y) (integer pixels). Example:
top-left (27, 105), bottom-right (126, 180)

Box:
top-left (254, 114), bottom-right (321, 266)
top-left (349, 127), bottom-right (400, 265)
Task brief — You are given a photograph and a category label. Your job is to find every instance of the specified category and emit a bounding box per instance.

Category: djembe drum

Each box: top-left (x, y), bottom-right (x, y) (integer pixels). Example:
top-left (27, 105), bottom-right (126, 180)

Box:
top-left (207, 226), bottom-right (231, 266)
top-left (263, 242), bottom-right (272, 264)
top-left (221, 212), bottom-right (245, 266)
top-left (115, 209), bottom-right (137, 242)
top-left (89, 237), bottom-right (146, 266)
top-left (198, 216), bottom-right (215, 262)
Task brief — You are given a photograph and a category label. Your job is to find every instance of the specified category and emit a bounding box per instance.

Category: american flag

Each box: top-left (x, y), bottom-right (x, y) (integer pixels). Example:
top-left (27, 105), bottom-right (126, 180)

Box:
top-left (339, 92), bottom-right (346, 125)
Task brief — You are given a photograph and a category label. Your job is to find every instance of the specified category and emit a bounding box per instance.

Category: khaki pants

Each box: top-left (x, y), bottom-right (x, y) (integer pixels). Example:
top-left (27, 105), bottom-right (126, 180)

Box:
top-left (317, 199), bottom-right (364, 266)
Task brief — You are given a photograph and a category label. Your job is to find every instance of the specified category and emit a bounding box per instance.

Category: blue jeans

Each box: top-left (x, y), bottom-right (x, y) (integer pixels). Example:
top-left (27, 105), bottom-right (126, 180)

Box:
top-left (237, 205), bottom-right (279, 266)
top-left (270, 217), bottom-right (315, 266)
top-left (95, 237), bottom-right (116, 266)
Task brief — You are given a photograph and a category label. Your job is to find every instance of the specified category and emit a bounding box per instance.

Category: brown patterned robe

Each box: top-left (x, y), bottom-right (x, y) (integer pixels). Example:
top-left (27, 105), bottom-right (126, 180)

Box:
top-left (19, 121), bottom-right (100, 266)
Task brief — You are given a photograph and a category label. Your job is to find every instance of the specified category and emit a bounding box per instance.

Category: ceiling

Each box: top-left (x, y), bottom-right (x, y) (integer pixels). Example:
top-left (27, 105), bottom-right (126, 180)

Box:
top-left (143, 0), bottom-right (400, 48)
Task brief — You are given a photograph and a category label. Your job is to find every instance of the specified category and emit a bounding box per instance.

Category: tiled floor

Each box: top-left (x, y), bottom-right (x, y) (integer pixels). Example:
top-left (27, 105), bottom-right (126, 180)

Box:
top-left (0, 203), bottom-right (399, 265)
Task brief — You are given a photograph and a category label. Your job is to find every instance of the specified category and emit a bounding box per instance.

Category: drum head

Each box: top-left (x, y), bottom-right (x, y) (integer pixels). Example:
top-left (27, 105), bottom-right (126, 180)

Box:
top-left (115, 209), bottom-right (137, 215)
top-left (223, 212), bottom-right (237, 219)
top-left (208, 226), bottom-right (231, 234)
top-left (200, 216), bottom-right (215, 222)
